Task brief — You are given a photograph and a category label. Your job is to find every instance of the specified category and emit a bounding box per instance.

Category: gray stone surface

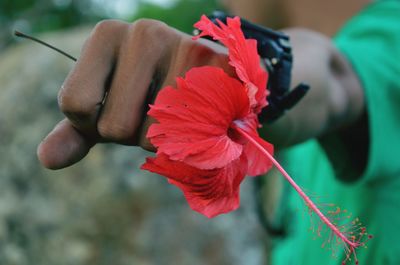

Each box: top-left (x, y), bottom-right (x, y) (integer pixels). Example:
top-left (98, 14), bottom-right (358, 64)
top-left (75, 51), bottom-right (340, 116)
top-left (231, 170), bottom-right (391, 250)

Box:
top-left (0, 27), bottom-right (268, 265)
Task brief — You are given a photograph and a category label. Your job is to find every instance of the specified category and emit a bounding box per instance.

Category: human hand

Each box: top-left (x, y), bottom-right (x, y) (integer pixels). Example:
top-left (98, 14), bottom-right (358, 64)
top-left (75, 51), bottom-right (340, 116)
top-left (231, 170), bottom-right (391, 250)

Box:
top-left (37, 19), bottom-right (233, 169)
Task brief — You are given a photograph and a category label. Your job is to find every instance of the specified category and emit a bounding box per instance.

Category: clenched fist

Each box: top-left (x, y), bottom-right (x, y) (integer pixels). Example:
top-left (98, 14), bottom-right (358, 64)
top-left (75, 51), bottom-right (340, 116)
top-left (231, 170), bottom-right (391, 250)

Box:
top-left (37, 19), bottom-right (233, 169)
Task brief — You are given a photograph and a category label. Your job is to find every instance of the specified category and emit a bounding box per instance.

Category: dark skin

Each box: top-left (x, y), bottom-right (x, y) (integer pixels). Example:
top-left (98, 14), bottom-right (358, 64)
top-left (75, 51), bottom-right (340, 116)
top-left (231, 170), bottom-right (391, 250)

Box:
top-left (37, 1), bottom-right (367, 170)
top-left (38, 20), bottom-right (235, 168)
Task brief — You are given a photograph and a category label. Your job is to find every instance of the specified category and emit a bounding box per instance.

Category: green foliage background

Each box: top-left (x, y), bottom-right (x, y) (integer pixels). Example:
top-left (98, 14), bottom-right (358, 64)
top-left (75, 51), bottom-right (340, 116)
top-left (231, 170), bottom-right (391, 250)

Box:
top-left (133, 0), bottom-right (220, 33)
top-left (0, 0), bottom-right (220, 52)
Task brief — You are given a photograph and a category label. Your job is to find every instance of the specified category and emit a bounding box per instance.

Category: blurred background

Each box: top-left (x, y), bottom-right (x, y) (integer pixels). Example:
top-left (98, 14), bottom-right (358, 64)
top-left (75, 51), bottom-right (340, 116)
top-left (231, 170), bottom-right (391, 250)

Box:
top-left (0, 1), bottom-right (272, 264)
top-left (1, 0), bottom-right (221, 52)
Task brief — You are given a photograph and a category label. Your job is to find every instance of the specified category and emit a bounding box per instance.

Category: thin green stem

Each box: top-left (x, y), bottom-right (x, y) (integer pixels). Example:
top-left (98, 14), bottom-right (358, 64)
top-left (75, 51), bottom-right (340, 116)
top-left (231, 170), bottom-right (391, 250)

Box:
top-left (14, 30), bottom-right (77, 62)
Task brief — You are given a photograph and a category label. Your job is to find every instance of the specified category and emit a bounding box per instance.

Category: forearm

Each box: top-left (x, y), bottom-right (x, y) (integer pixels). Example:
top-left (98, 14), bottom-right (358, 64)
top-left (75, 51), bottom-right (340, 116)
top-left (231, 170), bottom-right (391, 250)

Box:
top-left (260, 28), bottom-right (365, 148)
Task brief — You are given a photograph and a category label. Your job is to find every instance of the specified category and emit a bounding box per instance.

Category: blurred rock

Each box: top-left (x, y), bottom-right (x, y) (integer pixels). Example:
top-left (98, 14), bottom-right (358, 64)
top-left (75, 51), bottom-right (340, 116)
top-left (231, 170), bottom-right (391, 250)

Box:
top-left (0, 27), bottom-right (268, 265)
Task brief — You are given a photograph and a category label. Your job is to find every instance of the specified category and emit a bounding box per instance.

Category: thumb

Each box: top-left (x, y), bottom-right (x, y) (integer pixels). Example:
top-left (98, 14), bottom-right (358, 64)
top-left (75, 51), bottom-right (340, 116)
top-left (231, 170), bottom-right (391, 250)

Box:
top-left (37, 119), bottom-right (94, 169)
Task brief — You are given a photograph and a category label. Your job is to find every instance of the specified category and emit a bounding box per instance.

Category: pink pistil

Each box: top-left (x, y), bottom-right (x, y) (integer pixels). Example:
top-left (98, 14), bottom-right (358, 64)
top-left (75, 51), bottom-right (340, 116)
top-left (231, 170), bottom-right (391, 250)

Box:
top-left (232, 124), bottom-right (362, 258)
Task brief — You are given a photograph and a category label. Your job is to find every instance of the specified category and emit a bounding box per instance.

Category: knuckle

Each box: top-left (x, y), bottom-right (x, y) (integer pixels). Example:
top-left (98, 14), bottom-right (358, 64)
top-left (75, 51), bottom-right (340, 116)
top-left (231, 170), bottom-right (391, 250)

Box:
top-left (82, 20), bottom-right (129, 55)
top-left (129, 18), bottom-right (174, 44)
top-left (97, 118), bottom-right (136, 141)
top-left (57, 88), bottom-right (76, 113)
top-left (131, 18), bottom-right (166, 32)
top-left (92, 19), bottom-right (127, 37)
top-left (58, 86), bottom-right (97, 119)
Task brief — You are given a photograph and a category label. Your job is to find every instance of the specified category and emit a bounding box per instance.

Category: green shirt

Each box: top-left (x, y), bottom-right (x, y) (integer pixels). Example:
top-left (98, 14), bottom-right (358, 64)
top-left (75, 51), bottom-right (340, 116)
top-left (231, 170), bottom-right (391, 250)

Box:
top-left (271, 1), bottom-right (400, 264)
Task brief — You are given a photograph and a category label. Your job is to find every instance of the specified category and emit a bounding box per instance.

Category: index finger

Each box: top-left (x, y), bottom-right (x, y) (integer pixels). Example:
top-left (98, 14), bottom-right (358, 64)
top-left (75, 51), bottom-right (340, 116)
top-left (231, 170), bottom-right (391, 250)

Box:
top-left (58, 20), bottom-right (129, 134)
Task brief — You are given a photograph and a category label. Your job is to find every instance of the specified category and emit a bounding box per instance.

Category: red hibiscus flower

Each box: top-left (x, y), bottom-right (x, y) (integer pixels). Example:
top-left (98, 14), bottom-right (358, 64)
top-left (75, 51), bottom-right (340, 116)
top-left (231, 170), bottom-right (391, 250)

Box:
top-left (141, 15), bottom-right (370, 264)
top-left (141, 16), bottom-right (273, 218)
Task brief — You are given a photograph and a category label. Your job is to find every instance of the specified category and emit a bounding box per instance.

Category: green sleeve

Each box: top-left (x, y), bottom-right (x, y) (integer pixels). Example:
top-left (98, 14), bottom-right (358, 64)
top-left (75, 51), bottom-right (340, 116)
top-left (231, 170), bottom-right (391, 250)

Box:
top-left (334, 1), bottom-right (400, 182)
top-left (271, 2), bottom-right (400, 265)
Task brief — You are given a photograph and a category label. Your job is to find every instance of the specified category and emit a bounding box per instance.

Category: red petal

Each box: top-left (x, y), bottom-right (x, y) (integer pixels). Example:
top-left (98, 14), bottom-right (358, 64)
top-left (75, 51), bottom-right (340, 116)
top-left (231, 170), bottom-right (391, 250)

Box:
top-left (147, 66), bottom-right (250, 170)
top-left (194, 15), bottom-right (269, 113)
top-left (243, 134), bottom-right (274, 176)
top-left (141, 153), bottom-right (247, 218)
